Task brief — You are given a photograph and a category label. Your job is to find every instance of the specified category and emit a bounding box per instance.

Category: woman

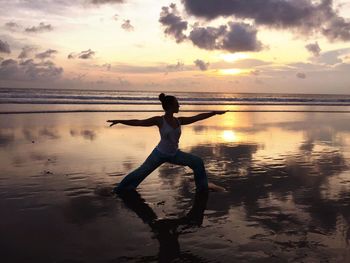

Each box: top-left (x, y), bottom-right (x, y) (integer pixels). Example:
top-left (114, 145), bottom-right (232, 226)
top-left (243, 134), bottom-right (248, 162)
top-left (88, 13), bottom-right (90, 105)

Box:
top-left (107, 93), bottom-right (226, 194)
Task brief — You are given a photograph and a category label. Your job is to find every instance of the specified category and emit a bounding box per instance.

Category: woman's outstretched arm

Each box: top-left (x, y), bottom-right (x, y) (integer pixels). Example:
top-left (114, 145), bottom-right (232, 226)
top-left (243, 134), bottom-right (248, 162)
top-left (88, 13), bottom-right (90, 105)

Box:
top-left (178, 111), bottom-right (227, 125)
top-left (107, 116), bottom-right (160, 127)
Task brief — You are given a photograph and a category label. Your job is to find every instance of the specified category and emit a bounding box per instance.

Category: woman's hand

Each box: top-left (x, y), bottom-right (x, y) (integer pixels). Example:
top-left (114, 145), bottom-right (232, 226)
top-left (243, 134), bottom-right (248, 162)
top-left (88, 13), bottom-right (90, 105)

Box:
top-left (107, 120), bottom-right (119, 127)
top-left (213, 110), bottom-right (228, 115)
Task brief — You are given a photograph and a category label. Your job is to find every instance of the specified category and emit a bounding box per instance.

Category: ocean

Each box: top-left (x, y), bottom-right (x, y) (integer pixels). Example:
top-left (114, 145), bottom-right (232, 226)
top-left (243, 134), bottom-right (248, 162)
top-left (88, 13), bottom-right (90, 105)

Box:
top-left (1, 87), bottom-right (350, 114)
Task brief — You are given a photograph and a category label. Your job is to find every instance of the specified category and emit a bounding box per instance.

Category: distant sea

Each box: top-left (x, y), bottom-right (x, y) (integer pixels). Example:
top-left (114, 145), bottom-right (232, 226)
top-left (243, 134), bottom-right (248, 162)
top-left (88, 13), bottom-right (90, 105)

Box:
top-left (1, 87), bottom-right (350, 113)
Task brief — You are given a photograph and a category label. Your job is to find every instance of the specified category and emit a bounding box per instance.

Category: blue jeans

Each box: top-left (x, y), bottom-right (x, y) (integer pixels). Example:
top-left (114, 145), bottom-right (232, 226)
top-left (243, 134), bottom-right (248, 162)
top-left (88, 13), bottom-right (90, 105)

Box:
top-left (115, 148), bottom-right (208, 192)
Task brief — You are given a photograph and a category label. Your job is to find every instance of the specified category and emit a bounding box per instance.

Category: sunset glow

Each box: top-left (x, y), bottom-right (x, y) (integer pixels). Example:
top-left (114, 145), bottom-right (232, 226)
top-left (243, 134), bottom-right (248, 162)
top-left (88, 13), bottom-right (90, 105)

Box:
top-left (0, 0), bottom-right (349, 93)
top-left (220, 53), bottom-right (250, 62)
top-left (218, 68), bottom-right (247, 75)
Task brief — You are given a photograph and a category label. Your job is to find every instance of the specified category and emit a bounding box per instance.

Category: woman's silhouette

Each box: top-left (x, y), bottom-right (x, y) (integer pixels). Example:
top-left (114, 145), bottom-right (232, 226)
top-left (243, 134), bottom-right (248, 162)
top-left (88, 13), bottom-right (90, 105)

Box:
top-left (107, 93), bottom-right (226, 194)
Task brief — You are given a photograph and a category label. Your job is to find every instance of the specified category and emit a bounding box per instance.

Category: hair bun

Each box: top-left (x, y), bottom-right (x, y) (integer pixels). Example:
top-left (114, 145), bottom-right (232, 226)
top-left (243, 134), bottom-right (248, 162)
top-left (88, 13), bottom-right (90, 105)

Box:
top-left (159, 93), bottom-right (166, 102)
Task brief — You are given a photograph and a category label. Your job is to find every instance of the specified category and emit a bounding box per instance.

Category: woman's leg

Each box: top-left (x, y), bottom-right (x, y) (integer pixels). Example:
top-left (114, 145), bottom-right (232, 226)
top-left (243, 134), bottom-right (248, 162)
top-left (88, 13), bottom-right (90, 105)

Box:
top-left (115, 149), bottom-right (165, 193)
top-left (169, 150), bottom-right (208, 192)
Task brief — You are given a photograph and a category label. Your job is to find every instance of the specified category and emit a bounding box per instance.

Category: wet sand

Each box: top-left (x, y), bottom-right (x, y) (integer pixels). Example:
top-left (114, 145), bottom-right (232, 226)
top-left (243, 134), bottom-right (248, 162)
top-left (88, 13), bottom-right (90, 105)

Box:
top-left (1, 111), bottom-right (350, 262)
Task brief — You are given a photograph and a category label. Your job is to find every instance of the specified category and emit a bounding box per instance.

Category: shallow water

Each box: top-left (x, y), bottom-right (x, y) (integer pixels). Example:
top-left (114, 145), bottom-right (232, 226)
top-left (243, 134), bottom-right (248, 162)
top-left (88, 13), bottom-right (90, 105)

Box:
top-left (1, 111), bottom-right (350, 262)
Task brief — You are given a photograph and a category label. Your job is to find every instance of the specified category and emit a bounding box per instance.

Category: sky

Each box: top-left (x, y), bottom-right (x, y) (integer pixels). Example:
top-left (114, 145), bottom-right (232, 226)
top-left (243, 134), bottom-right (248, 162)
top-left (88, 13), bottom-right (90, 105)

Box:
top-left (0, 0), bottom-right (350, 94)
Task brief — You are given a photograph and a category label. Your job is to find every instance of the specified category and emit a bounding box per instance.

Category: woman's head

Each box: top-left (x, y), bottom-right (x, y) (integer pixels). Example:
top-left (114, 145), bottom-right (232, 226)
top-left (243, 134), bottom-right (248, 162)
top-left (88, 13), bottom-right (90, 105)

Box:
top-left (159, 93), bottom-right (179, 113)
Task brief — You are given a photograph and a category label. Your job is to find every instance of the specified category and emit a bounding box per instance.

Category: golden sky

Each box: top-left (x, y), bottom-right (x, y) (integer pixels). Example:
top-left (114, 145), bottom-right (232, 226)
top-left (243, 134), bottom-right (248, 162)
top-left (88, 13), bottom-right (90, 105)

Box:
top-left (0, 0), bottom-right (350, 94)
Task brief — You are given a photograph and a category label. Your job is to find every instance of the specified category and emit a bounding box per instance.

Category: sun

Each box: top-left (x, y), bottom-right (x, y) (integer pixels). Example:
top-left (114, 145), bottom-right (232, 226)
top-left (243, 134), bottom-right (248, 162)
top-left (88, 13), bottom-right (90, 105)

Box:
top-left (218, 68), bottom-right (248, 75)
top-left (221, 130), bottom-right (238, 142)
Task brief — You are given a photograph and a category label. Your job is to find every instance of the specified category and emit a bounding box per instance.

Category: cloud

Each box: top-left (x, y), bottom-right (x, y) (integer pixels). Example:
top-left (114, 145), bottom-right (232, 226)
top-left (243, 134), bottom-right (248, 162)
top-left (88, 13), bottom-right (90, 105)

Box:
top-left (194, 59), bottom-right (209, 71)
top-left (79, 49), bottom-right (95, 59)
top-left (0, 40), bottom-right (11, 54)
top-left (189, 22), bottom-right (262, 52)
top-left (121, 20), bottom-right (134, 31)
top-left (305, 42), bottom-right (321, 57)
top-left (68, 49), bottom-right (96, 59)
top-left (0, 58), bottom-right (63, 81)
top-left (159, 3), bottom-right (188, 43)
top-left (6, 0), bottom-right (74, 15)
top-left (35, 49), bottom-right (58, 59)
top-left (250, 69), bottom-right (260, 76)
top-left (160, 4), bottom-right (262, 52)
top-left (18, 46), bottom-right (37, 59)
top-left (315, 48), bottom-right (350, 65)
top-left (102, 63), bottom-right (111, 70)
top-left (166, 61), bottom-right (184, 72)
top-left (67, 53), bottom-right (75, 59)
top-left (110, 64), bottom-right (162, 73)
top-left (188, 25), bottom-right (226, 50)
top-left (181, 0), bottom-right (350, 41)
top-left (25, 22), bottom-right (53, 33)
top-left (4, 21), bottom-right (21, 31)
top-left (221, 22), bottom-right (262, 52)
top-left (288, 62), bottom-right (328, 71)
top-left (296, 72), bottom-right (306, 79)
top-left (89, 0), bottom-right (124, 4)
top-left (322, 15), bottom-right (350, 41)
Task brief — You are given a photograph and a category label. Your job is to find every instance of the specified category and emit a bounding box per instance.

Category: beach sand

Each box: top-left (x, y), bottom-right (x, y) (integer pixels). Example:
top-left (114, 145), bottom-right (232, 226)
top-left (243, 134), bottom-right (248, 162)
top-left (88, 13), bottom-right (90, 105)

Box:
top-left (1, 111), bottom-right (350, 262)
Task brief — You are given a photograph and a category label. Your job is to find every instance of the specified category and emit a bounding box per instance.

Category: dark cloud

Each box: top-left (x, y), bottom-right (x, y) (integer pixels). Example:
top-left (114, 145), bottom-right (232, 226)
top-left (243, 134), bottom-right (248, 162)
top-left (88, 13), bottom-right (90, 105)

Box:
top-left (67, 53), bottom-right (75, 59)
top-left (25, 22), bottom-right (53, 33)
top-left (189, 22), bottom-right (262, 52)
top-left (18, 46), bottom-right (37, 59)
top-left (222, 22), bottom-right (262, 52)
top-left (194, 59), bottom-right (209, 71)
top-left (159, 4), bottom-right (261, 52)
top-left (189, 25), bottom-right (226, 50)
top-left (35, 49), bottom-right (58, 59)
top-left (305, 42), bottom-right (321, 57)
top-left (181, 0), bottom-right (350, 41)
top-left (0, 39), bottom-right (11, 54)
top-left (159, 3), bottom-right (188, 43)
top-left (296, 72), bottom-right (306, 79)
top-left (121, 20), bottom-right (134, 31)
top-left (79, 49), bottom-right (95, 59)
top-left (322, 15), bottom-right (350, 41)
top-left (68, 49), bottom-right (96, 59)
top-left (0, 58), bottom-right (63, 81)
top-left (4, 21), bottom-right (21, 31)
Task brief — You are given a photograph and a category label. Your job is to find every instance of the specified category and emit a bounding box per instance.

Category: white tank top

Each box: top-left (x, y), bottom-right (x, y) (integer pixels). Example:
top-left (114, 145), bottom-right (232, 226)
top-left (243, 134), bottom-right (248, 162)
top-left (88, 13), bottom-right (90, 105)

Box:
top-left (156, 116), bottom-right (181, 155)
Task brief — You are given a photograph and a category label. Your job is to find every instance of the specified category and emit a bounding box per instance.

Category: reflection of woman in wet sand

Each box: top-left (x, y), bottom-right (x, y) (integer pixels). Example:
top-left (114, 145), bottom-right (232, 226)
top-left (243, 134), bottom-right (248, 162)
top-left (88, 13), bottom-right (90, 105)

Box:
top-left (118, 189), bottom-right (209, 262)
top-left (107, 93), bottom-right (226, 194)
